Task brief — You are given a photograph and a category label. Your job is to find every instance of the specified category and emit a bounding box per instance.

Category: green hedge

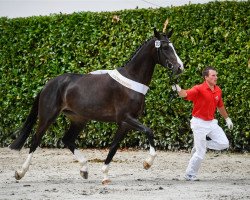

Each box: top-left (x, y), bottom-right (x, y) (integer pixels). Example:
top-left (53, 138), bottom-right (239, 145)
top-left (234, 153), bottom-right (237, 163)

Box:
top-left (0, 1), bottom-right (249, 151)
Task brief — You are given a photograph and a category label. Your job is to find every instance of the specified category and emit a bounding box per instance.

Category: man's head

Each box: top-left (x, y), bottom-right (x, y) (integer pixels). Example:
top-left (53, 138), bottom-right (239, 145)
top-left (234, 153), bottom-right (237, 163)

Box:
top-left (202, 66), bottom-right (218, 86)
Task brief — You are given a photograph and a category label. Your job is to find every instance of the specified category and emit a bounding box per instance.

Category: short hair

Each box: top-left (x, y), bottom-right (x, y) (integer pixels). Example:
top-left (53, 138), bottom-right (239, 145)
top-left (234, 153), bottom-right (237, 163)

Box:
top-left (202, 66), bottom-right (216, 78)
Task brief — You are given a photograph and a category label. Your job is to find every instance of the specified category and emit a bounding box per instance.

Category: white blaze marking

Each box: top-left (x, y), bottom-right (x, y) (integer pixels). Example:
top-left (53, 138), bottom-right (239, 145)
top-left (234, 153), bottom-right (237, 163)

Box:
top-left (169, 43), bottom-right (184, 71)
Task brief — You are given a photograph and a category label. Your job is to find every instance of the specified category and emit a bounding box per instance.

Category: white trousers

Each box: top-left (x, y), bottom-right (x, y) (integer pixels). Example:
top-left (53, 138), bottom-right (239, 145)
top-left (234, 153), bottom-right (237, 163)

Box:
top-left (186, 117), bottom-right (229, 176)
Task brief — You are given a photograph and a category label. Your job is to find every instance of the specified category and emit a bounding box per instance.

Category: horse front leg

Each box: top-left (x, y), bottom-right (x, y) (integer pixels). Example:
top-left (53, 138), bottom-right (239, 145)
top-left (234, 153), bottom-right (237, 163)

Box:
top-left (101, 124), bottom-right (128, 184)
top-left (125, 116), bottom-right (157, 170)
top-left (142, 123), bottom-right (157, 170)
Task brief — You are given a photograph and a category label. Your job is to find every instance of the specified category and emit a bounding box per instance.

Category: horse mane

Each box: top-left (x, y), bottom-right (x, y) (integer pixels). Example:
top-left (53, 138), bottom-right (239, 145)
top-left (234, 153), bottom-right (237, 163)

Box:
top-left (122, 37), bottom-right (154, 67)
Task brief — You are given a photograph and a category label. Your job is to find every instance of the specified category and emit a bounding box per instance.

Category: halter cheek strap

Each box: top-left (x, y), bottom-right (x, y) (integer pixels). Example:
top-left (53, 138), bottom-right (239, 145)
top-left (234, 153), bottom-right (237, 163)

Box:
top-left (108, 70), bottom-right (149, 95)
top-left (155, 40), bottom-right (161, 62)
top-left (155, 40), bottom-right (174, 69)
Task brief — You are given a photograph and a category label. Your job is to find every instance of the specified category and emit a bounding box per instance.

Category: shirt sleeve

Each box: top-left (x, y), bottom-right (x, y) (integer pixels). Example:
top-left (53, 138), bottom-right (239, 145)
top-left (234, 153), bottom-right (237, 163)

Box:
top-left (185, 85), bottom-right (199, 101)
top-left (217, 90), bottom-right (224, 108)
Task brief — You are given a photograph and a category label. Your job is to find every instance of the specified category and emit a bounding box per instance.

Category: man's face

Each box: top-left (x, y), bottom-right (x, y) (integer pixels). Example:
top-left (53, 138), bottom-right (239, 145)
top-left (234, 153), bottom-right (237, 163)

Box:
top-left (205, 70), bottom-right (218, 86)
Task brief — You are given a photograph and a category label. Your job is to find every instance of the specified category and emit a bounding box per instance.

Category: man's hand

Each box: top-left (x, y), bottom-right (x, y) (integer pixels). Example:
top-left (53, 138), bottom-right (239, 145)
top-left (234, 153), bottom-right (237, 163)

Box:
top-left (225, 117), bottom-right (233, 130)
top-left (171, 84), bottom-right (181, 92)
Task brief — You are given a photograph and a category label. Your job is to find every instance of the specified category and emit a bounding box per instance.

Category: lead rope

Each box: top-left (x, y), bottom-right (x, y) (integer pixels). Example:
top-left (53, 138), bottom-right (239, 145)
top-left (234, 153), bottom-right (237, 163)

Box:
top-left (168, 69), bottom-right (179, 102)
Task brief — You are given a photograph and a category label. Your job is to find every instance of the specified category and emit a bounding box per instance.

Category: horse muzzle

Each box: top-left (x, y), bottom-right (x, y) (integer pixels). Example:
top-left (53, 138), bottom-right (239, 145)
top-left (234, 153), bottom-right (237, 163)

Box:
top-left (171, 63), bottom-right (184, 75)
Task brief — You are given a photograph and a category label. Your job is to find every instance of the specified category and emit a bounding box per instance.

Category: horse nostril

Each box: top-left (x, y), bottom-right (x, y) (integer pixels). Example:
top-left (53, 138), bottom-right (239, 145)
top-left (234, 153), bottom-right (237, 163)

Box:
top-left (179, 64), bottom-right (184, 71)
top-left (177, 67), bottom-right (184, 74)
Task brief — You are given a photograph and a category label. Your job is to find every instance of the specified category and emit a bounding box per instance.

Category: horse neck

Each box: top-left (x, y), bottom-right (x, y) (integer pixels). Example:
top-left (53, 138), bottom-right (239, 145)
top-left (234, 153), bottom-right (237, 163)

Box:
top-left (122, 40), bottom-right (156, 86)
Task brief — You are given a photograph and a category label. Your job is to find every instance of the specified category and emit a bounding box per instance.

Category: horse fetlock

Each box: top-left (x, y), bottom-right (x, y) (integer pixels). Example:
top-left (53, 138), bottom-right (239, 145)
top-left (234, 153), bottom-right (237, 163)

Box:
top-left (79, 160), bottom-right (88, 167)
top-left (74, 149), bottom-right (87, 164)
top-left (149, 145), bottom-right (157, 157)
top-left (80, 164), bottom-right (88, 171)
top-left (101, 164), bottom-right (109, 173)
top-left (101, 164), bottom-right (110, 184)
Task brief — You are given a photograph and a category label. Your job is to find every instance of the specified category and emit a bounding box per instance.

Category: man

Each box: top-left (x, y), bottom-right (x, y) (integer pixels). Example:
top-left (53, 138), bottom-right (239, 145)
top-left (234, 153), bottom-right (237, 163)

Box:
top-left (172, 66), bottom-right (233, 181)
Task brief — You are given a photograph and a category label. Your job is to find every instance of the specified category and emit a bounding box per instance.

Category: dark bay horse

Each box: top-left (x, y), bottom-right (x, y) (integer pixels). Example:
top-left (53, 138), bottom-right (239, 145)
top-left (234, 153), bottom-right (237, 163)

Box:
top-left (9, 28), bottom-right (184, 184)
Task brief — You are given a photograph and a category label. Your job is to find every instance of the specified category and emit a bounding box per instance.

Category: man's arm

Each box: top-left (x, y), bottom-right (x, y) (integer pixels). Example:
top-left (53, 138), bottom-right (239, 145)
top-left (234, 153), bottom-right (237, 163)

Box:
top-left (217, 106), bottom-right (229, 119)
top-left (218, 106), bottom-right (233, 130)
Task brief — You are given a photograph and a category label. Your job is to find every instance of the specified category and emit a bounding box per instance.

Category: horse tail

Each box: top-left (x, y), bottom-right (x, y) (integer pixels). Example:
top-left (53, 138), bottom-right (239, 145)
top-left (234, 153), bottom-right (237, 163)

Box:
top-left (9, 92), bottom-right (41, 150)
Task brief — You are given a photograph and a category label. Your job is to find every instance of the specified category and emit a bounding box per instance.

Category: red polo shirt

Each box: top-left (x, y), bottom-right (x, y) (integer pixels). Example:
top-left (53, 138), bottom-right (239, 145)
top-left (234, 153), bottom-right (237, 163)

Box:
top-left (185, 82), bottom-right (224, 121)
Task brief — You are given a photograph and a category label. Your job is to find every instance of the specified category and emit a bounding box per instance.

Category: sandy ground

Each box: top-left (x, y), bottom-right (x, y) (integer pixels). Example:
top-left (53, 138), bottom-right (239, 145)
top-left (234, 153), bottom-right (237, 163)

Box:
top-left (0, 147), bottom-right (249, 200)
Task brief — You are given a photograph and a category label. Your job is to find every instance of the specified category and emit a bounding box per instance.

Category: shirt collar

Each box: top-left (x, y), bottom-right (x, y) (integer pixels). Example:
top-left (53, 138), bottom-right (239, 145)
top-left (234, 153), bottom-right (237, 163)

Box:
top-left (203, 81), bottom-right (219, 92)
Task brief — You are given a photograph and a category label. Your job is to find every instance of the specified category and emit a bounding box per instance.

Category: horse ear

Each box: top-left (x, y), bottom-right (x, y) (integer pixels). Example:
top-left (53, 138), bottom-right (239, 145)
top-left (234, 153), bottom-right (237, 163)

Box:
top-left (154, 27), bottom-right (160, 39)
top-left (166, 28), bottom-right (174, 38)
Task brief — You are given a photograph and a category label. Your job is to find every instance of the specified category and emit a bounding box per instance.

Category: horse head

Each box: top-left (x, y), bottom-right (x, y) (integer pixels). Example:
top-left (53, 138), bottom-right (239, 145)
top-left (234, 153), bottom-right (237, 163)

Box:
top-left (153, 28), bottom-right (184, 75)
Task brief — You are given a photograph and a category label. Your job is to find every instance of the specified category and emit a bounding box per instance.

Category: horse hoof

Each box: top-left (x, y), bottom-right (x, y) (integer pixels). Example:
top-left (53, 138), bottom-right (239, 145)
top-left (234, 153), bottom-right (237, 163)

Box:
top-left (15, 171), bottom-right (22, 180)
top-left (102, 179), bottom-right (111, 185)
top-left (80, 171), bottom-right (88, 179)
top-left (143, 161), bottom-right (151, 170)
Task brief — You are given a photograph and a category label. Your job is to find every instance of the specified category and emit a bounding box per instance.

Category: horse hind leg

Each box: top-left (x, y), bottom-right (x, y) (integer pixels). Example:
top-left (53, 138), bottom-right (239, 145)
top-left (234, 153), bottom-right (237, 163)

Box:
top-left (15, 109), bottom-right (60, 180)
top-left (62, 121), bottom-right (88, 179)
top-left (14, 123), bottom-right (47, 180)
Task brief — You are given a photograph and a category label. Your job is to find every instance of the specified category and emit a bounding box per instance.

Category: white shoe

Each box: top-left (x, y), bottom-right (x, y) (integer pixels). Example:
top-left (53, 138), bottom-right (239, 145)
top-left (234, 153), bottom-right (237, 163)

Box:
top-left (184, 174), bottom-right (199, 181)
